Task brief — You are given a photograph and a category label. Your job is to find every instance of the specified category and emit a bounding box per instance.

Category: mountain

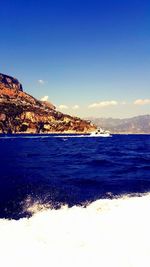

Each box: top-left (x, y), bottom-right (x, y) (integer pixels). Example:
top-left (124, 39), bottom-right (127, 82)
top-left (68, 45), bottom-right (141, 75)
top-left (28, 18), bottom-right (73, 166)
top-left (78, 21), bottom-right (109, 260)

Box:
top-left (86, 115), bottom-right (150, 134)
top-left (0, 73), bottom-right (96, 134)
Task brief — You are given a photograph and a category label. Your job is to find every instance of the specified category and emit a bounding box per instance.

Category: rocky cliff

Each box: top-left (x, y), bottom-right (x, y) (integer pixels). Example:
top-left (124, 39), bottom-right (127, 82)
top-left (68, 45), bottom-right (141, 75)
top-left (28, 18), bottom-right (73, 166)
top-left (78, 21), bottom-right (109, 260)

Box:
top-left (0, 73), bottom-right (96, 134)
top-left (0, 73), bottom-right (23, 91)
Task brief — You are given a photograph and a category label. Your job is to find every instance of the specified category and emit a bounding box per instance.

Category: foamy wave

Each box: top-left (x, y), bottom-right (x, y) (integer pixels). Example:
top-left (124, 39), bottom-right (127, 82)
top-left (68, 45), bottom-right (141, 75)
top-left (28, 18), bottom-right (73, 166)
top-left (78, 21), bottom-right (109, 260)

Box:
top-left (1, 194), bottom-right (150, 267)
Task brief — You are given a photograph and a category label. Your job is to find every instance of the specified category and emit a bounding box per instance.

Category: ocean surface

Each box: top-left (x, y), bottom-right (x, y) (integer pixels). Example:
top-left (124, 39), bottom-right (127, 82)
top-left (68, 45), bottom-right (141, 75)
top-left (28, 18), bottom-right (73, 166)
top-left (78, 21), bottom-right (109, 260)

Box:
top-left (0, 134), bottom-right (150, 267)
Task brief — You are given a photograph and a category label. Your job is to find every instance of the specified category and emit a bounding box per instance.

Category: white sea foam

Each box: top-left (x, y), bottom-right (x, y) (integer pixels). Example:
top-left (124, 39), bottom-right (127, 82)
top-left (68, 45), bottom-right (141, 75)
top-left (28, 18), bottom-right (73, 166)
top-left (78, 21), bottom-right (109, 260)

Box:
top-left (1, 194), bottom-right (150, 267)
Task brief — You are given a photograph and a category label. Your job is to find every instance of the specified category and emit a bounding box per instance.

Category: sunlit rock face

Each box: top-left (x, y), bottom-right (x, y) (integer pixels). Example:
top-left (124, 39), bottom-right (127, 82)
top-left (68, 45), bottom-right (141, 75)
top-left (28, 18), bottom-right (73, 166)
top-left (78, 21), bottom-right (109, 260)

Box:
top-left (0, 73), bottom-right (96, 134)
top-left (0, 73), bottom-right (23, 92)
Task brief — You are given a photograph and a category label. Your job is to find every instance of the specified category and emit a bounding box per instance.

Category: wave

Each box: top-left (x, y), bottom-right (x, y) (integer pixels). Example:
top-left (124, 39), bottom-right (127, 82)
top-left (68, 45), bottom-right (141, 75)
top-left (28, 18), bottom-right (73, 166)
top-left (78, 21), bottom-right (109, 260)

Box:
top-left (0, 134), bottom-right (111, 139)
top-left (0, 135), bottom-right (85, 139)
top-left (0, 193), bottom-right (150, 267)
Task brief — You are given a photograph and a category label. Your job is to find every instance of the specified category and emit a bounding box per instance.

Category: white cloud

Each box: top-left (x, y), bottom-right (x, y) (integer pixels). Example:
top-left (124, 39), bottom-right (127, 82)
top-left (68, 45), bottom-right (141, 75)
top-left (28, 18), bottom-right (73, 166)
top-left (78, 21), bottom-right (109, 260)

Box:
top-left (88, 100), bottom-right (118, 108)
top-left (134, 99), bottom-right (150, 105)
top-left (41, 96), bottom-right (49, 101)
top-left (72, 105), bottom-right (79, 110)
top-left (58, 105), bottom-right (69, 110)
top-left (38, 79), bottom-right (45, 84)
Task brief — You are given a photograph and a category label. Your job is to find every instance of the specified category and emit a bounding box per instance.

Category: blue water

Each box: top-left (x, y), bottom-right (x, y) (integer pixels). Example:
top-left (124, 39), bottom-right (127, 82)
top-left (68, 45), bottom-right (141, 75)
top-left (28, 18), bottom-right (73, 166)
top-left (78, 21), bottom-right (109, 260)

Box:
top-left (0, 134), bottom-right (150, 219)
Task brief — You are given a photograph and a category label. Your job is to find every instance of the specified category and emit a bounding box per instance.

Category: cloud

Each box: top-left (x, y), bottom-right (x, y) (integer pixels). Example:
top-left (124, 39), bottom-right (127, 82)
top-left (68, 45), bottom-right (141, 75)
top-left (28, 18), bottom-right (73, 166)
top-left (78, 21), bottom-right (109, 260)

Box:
top-left (121, 101), bottom-right (127, 105)
top-left (38, 79), bottom-right (45, 85)
top-left (58, 105), bottom-right (69, 110)
top-left (41, 96), bottom-right (49, 101)
top-left (88, 100), bottom-right (118, 108)
top-left (134, 99), bottom-right (150, 105)
top-left (72, 105), bottom-right (79, 110)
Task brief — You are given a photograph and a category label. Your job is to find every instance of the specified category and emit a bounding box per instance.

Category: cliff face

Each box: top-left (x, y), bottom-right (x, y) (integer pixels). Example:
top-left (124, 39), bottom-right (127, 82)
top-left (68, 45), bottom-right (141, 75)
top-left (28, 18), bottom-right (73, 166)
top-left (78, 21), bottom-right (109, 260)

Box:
top-left (0, 73), bottom-right (96, 134)
top-left (0, 73), bottom-right (23, 91)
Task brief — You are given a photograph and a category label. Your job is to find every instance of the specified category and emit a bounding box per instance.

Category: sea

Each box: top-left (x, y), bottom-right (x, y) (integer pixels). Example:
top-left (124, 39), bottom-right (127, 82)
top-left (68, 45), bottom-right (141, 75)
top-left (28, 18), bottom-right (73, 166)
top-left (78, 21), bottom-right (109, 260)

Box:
top-left (0, 134), bottom-right (150, 267)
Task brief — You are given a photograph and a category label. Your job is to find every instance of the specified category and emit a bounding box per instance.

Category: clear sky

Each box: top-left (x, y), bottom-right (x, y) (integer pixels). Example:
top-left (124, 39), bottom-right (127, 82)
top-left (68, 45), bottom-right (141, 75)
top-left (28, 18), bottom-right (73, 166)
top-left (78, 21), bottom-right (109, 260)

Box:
top-left (1, 0), bottom-right (150, 118)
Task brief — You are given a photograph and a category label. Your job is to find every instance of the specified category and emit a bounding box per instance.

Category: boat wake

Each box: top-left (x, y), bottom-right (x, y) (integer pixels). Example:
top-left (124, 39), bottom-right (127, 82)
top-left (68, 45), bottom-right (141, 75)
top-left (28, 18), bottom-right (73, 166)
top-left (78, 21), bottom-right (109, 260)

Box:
top-left (0, 193), bottom-right (150, 267)
top-left (0, 134), bottom-right (111, 139)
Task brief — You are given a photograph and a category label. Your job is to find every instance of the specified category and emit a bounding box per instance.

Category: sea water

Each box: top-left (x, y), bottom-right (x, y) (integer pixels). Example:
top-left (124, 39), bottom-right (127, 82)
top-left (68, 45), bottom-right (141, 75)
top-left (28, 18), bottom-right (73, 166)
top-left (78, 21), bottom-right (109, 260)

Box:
top-left (0, 134), bottom-right (150, 266)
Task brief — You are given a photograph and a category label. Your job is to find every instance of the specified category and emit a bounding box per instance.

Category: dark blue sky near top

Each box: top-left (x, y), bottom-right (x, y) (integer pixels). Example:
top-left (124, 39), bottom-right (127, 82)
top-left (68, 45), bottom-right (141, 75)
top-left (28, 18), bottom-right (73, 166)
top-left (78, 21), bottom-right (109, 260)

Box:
top-left (0, 0), bottom-right (150, 117)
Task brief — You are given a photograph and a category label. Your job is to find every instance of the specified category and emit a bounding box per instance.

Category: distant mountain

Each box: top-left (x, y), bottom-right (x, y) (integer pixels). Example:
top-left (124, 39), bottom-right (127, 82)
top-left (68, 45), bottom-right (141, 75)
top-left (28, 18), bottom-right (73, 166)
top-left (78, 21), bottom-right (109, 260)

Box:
top-left (0, 73), bottom-right (96, 134)
top-left (86, 115), bottom-right (150, 134)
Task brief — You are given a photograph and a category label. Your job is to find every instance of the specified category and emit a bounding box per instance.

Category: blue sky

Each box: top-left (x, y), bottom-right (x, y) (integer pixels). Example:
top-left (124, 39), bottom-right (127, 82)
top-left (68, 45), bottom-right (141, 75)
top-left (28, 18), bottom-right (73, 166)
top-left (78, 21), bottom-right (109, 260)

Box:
top-left (1, 0), bottom-right (150, 118)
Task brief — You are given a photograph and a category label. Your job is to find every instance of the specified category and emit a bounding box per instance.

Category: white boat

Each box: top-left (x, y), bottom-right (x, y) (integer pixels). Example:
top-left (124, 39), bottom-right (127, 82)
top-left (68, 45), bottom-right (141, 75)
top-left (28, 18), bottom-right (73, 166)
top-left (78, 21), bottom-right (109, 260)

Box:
top-left (90, 128), bottom-right (111, 137)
